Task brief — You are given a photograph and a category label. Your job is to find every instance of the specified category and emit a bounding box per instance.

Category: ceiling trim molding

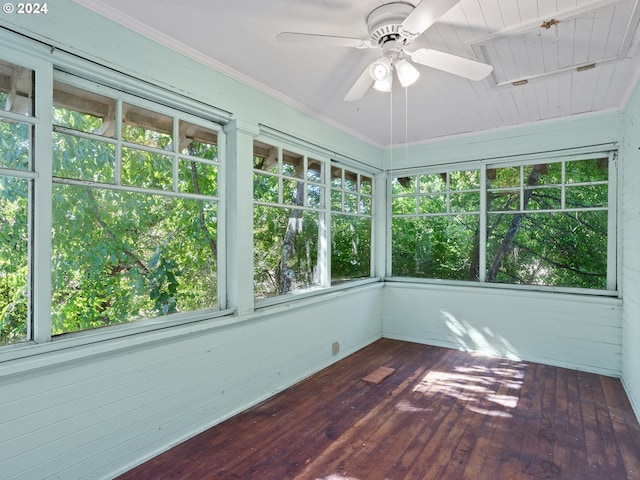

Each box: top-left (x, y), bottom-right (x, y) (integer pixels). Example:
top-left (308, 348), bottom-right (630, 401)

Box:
top-left (71, 0), bottom-right (382, 149)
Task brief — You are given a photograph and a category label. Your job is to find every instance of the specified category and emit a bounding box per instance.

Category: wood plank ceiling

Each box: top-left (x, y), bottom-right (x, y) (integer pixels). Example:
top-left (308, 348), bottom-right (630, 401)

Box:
top-left (73, 0), bottom-right (640, 148)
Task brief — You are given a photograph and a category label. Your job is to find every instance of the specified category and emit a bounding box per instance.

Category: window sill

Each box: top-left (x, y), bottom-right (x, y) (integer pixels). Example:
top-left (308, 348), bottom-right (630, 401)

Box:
top-left (254, 277), bottom-right (383, 310)
top-left (0, 308), bottom-right (235, 377)
top-left (384, 276), bottom-right (621, 301)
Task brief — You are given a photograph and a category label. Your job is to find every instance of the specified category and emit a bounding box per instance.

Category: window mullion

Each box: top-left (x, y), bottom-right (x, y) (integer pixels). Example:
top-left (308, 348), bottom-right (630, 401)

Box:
top-left (32, 64), bottom-right (54, 343)
top-left (321, 163), bottom-right (331, 288)
top-left (607, 151), bottom-right (618, 291)
top-left (479, 164), bottom-right (487, 283)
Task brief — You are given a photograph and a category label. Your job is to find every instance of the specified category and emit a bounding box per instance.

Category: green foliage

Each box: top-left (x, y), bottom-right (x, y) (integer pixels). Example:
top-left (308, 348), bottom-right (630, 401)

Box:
top-left (392, 215), bottom-right (479, 280)
top-left (50, 185), bottom-right (218, 334)
top-left (253, 205), bottom-right (319, 298)
top-left (0, 120), bottom-right (30, 170)
top-left (0, 98), bottom-right (220, 344)
top-left (394, 161), bottom-right (610, 288)
top-left (331, 215), bottom-right (371, 283)
top-left (148, 247), bottom-right (179, 315)
top-left (0, 137), bottom-right (29, 345)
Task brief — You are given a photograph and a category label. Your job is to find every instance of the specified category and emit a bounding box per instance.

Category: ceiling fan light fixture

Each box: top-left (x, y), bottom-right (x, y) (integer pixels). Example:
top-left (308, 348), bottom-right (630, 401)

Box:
top-left (373, 75), bottom-right (393, 92)
top-left (369, 56), bottom-right (392, 81)
top-left (395, 58), bottom-right (420, 87)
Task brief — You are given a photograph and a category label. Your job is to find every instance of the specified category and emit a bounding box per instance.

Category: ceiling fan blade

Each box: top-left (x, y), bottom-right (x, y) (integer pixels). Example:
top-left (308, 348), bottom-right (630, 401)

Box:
top-left (277, 32), bottom-right (371, 48)
top-left (401, 0), bottom-right (461, 36)
top-left (344, 63), bottom-right (375, 101)
top-left (410, 48), bottom-right (493, 81)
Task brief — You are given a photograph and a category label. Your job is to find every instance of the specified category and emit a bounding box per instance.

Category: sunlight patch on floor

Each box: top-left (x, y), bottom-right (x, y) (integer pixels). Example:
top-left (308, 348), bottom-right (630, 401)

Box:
top-left (406, 361), bottom-right (525, 418)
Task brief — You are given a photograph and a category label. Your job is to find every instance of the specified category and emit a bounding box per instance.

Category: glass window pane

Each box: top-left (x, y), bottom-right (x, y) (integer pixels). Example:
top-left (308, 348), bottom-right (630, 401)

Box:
top-left (331, 189), bottom-right (342, 211)
top-left (0, 176), bottom-right (29, 345)
top-left (566, 158), bottom-right (608, 183)
top-left (344, 171), bottom-right (357, 192)
top-left (360, 196), bottom-right (372, 215)
top-left (524, 162), bottom-right (561, 185)
top-left (179, 121), bottom-right (218, 160)
top-left (419, 173), bottom-right (446, 193)
top-left (123, 103), bottom-right (173, 150)
top-left (392, 196), bottom-right (416, 215)
top-left (526, 187), bottom-right (561, 210)
top-left (121, 147), bottom-right (172, 190)
top-left (0, 60), bottom-right (33, 116)
top-left (53, 82), bottom-right (116, 136)
top-left (253, 140), bottom-right (278, 173)
top-left (489, 166), bottom-right (520, 188)
top-left (283, 179), bottom-right (304, 206)
top-left (179, 159), bottom-right (217, 196)
top-left (51, 185), bottom-right (217, 334)
top-left (565, 184), bottom-right (608, 208)
top-left (307, 183), bottom-right (322, 208)
top-left (393, 176), bottom-right (415, 195)
top-left (253, 173), bottom-right (278, 203)
top-left (331, 167), bottom-right (342, 188)
top-left (307, 158), bottom-right (322, 182)
top-left (344, 192), bottom-right (358, 213)
top-left (331, 215), bottom-right (371, 284)
top-left (283, 150), bottom-right (302, 177)
top-left (392, 215), bottom-right (480, 281)
top-left (418, 194), bottom-right (446, 214)
top-left (360, 176), bottom-right (372, 195)
top-left (450, 170), bottom-right (479, 190)
top-left (486, 211), bottom-right (607, 288)
top-left (0, 119), bottom-right (31, 170)
top-left (253, 206), bottom-right (319, 298)
top-left (450, 192), bottom-right (480, 213)
top-left (53, 132), bottom-right (115, 183)
top-left (488, 189), bottom-right (519, 211)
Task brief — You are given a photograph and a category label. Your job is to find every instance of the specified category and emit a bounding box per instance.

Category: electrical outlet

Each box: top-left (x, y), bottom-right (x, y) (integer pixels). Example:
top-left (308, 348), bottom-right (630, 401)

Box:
top-left (332, 341), bottom-right (340, 355)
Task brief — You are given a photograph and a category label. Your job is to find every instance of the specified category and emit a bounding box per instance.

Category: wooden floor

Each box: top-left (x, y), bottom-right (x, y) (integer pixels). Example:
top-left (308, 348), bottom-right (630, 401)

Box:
top-left (118, 339), bottom-right (640, 480)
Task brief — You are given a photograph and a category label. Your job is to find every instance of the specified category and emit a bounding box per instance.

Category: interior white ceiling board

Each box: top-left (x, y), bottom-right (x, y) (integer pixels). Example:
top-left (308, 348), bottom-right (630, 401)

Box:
top-left (73, 0), bottom-right (640, 148)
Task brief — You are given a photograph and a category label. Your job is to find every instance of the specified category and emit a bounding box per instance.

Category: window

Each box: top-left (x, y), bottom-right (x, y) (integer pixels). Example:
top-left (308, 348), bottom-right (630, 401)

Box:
top-left (391, 169), bottom-right (481, 281)
top-left (391, 153), bottom-right (615, 291)
top-left (330, 167), bottom-right (373, 284)
top-left (0, 59), bottom-right (34, 346)
top-left (253, 138), bottom-right (375, 300)
top-left (253, 140), bottom-right (327, 299)
top-left (50, 79), bottom-right (222, 336)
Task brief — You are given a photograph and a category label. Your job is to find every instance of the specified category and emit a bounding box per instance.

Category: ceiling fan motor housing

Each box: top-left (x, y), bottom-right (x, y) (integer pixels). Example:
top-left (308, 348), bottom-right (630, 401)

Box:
top-left (367, 2), bottom-right (415, 46)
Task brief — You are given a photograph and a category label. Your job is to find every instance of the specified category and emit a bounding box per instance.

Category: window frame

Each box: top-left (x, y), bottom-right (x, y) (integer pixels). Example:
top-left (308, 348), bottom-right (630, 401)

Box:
top-left (0, 50), bottom-right (234, 358)
top-left (49, 72), bottom-right (228, 336)
top-left (252, 131), bottom-right (378, 307)
top-left (330, 165), bottom-right (375, 284)
top-left (387, 148), bottom-right (618, 296)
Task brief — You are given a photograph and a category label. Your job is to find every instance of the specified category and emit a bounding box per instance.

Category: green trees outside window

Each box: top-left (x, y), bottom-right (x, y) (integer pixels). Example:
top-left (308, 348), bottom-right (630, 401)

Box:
top-left (48, 81), bottom-right (221, 336)
top-left (330, 168), bottom-right (372, 284)
top-left (0, 60), bottom-right (33, 345)
top-left (391, 157), bottom-right (612, 290)
top-left (253, 141), bottom-right (374, 299)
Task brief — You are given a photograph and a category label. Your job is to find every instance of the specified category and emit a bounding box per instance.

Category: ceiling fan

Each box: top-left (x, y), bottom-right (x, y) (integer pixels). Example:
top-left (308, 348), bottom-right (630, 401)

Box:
top-left (277, 0), bottom-right (493, 101)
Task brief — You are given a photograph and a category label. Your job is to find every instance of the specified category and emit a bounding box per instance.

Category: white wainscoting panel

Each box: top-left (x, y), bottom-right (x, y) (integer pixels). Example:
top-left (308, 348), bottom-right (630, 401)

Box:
top-left (383, 283), bottom-right (622, 376)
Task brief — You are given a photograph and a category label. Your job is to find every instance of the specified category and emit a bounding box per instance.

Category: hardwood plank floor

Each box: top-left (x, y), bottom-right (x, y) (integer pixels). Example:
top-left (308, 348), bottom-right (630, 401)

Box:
top-left (117, 339), bottom-right (640, 480)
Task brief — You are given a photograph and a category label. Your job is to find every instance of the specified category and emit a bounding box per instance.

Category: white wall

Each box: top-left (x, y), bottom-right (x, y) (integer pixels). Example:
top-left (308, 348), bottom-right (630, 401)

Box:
top-left (385, 109), bottom-right (623, 170)
top-left (0, 285), bottom-right (383, 480)
top-left (383, 283), bottom-right (622, 376)
top-left (622, 80), bottom-right (640, 419)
